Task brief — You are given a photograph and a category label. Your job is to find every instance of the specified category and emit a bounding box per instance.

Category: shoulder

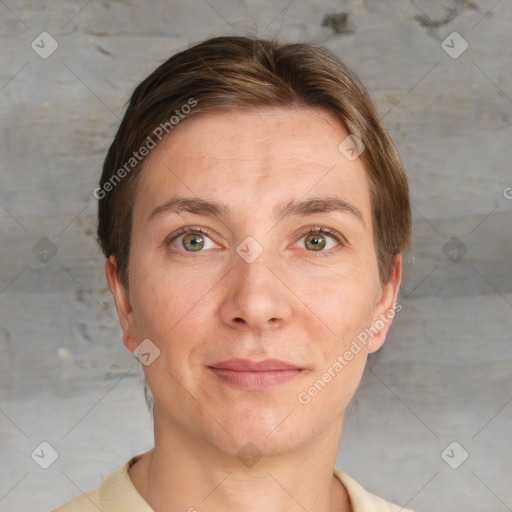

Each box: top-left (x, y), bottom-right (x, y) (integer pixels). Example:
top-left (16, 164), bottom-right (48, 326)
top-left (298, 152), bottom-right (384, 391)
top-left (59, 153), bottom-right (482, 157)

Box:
top-left (51, 488), bottom-right (102, 512)
top-left (334, 468), bottom-right (415, 512)
top-left (51, 455), bottom-right (152, 512)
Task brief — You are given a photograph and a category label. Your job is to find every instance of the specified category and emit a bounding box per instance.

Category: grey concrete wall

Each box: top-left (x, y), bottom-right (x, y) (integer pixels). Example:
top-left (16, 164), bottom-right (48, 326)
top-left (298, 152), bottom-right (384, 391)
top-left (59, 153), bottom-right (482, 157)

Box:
top-left (1, 1), bottom-right (511, 511)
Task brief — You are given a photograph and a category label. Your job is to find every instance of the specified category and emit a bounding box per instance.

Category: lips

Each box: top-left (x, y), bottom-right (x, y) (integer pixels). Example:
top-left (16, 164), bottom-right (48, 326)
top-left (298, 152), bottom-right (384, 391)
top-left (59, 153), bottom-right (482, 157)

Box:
top-left (208, 358), bottom-right (302, 371)
top-left (207, 358), bottom-right (304, 389)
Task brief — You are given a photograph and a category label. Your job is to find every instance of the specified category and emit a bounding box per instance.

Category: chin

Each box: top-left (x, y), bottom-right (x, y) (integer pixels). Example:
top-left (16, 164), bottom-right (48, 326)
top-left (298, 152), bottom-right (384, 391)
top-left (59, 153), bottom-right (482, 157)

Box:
top-left (218, 428), bottom-right (306, 463)
top-left (213, 407), bottom-right (313, 457)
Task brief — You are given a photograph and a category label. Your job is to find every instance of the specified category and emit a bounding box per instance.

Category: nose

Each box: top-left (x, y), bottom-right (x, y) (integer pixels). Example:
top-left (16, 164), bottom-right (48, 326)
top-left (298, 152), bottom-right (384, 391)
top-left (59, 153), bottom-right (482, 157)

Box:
top-left (218, 247), bottom-right (293, 332)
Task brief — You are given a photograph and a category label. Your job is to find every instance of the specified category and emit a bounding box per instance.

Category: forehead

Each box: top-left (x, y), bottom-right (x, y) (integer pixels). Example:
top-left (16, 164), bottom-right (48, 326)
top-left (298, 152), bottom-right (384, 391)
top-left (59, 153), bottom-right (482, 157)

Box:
top-left (133, 107), bottom-right (372, 226)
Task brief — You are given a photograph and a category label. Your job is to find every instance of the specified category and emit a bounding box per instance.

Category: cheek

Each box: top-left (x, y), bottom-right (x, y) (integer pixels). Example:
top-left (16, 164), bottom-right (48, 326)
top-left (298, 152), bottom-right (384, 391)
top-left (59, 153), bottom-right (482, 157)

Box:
top-left (303, 275), bottom-right (378, 380)
top-left (302, 265), bottom-right (376, 326)
top-left (128, 253), bottom-right (216, 368)
top-left (128, 255), bottom-right (181, 339)
top-left (297, 279), bottom-right (373, 414)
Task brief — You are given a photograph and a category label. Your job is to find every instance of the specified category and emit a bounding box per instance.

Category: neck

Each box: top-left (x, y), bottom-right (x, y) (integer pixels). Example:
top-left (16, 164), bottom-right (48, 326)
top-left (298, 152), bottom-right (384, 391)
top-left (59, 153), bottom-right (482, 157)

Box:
top-left (129, 412), bottom-right (351, 512)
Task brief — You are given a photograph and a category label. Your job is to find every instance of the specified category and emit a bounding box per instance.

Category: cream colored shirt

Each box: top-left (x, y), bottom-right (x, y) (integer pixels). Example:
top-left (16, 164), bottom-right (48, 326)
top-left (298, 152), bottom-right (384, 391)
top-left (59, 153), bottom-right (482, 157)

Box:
top-left (53, 455), bottom-right (414, 512)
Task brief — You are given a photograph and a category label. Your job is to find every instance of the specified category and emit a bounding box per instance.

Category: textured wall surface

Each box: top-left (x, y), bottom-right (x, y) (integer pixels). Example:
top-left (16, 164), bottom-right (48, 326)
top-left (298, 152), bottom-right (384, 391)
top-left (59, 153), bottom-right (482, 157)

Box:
top-left (1, 1), bottom-right (511, 511)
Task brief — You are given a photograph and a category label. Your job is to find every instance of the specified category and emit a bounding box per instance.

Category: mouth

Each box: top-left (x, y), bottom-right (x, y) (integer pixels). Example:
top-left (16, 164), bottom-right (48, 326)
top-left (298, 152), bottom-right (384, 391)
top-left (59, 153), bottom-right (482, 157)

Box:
top-left (207, 358), bottom-right (305, 390)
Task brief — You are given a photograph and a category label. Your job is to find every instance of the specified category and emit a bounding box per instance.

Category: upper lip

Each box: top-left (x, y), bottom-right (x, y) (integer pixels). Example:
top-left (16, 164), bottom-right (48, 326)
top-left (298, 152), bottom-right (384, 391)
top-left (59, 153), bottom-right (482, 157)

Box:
top-left (208, 358), bottom-right (302, 371)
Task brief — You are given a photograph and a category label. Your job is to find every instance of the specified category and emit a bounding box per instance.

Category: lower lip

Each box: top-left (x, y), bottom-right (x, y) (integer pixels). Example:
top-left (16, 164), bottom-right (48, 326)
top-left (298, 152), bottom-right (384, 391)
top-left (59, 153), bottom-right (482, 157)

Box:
top-left (208, 368), bottom-right (303, 389)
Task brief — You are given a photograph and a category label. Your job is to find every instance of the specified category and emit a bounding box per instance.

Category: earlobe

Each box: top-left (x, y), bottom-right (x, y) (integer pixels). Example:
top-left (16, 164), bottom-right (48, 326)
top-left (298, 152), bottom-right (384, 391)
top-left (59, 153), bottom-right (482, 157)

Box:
top-left (367, 254), bottom-right (403, 354)
top-left (105, 256), bottom-right (138, 353)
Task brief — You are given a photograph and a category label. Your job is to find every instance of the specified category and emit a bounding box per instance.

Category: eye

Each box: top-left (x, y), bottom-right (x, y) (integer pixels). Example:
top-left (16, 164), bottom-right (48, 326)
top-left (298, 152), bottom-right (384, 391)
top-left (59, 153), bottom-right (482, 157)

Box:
top-left (165, 225), bottom-right (345, 254)
top-left (297, 226), bottom-right (344, 252)
top-left (166, 227), bottom-right (219, 253)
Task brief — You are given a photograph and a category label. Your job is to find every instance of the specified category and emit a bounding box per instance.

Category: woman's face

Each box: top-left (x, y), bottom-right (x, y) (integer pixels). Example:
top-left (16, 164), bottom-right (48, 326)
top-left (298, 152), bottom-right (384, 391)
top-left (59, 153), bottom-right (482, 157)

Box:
top-left (108, 107), bottom-right (401, 458)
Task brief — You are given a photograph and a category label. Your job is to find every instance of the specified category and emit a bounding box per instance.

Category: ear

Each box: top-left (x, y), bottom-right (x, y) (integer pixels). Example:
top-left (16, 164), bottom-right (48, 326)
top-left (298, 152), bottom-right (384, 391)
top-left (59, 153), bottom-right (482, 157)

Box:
top-left (367, 254), bottom-right (403, 354)
top-left (105, 256), bottom-right (138, 353)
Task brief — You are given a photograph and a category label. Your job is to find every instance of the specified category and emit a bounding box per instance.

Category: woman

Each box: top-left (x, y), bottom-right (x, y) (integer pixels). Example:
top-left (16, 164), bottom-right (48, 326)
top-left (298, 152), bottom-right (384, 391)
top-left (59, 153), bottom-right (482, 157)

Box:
top-left (55, 35), bottom-right (413, 512)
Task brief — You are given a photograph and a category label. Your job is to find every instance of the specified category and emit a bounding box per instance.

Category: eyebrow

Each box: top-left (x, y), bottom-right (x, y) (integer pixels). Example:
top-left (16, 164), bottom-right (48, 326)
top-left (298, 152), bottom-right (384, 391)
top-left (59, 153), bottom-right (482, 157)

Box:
top-left (148, 195), bottom-right (365, 227)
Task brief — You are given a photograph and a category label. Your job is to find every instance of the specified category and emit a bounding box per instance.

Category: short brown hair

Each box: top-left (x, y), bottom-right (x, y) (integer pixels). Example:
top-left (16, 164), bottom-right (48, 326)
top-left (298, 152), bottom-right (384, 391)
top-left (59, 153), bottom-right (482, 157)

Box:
top-left (97, 35), bottom-right (411, 286)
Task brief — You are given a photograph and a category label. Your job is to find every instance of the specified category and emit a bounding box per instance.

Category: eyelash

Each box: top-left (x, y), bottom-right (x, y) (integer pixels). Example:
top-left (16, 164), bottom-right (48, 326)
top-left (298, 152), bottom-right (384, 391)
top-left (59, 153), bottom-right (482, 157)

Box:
top-left (165, 226), bottom-right (345, 254)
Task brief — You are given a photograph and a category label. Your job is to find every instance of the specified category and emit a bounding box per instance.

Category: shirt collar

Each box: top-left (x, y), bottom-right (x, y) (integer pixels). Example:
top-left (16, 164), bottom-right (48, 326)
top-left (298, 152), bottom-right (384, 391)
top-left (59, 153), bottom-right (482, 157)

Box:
top-left (98, 455), bottom-right (406, 512)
